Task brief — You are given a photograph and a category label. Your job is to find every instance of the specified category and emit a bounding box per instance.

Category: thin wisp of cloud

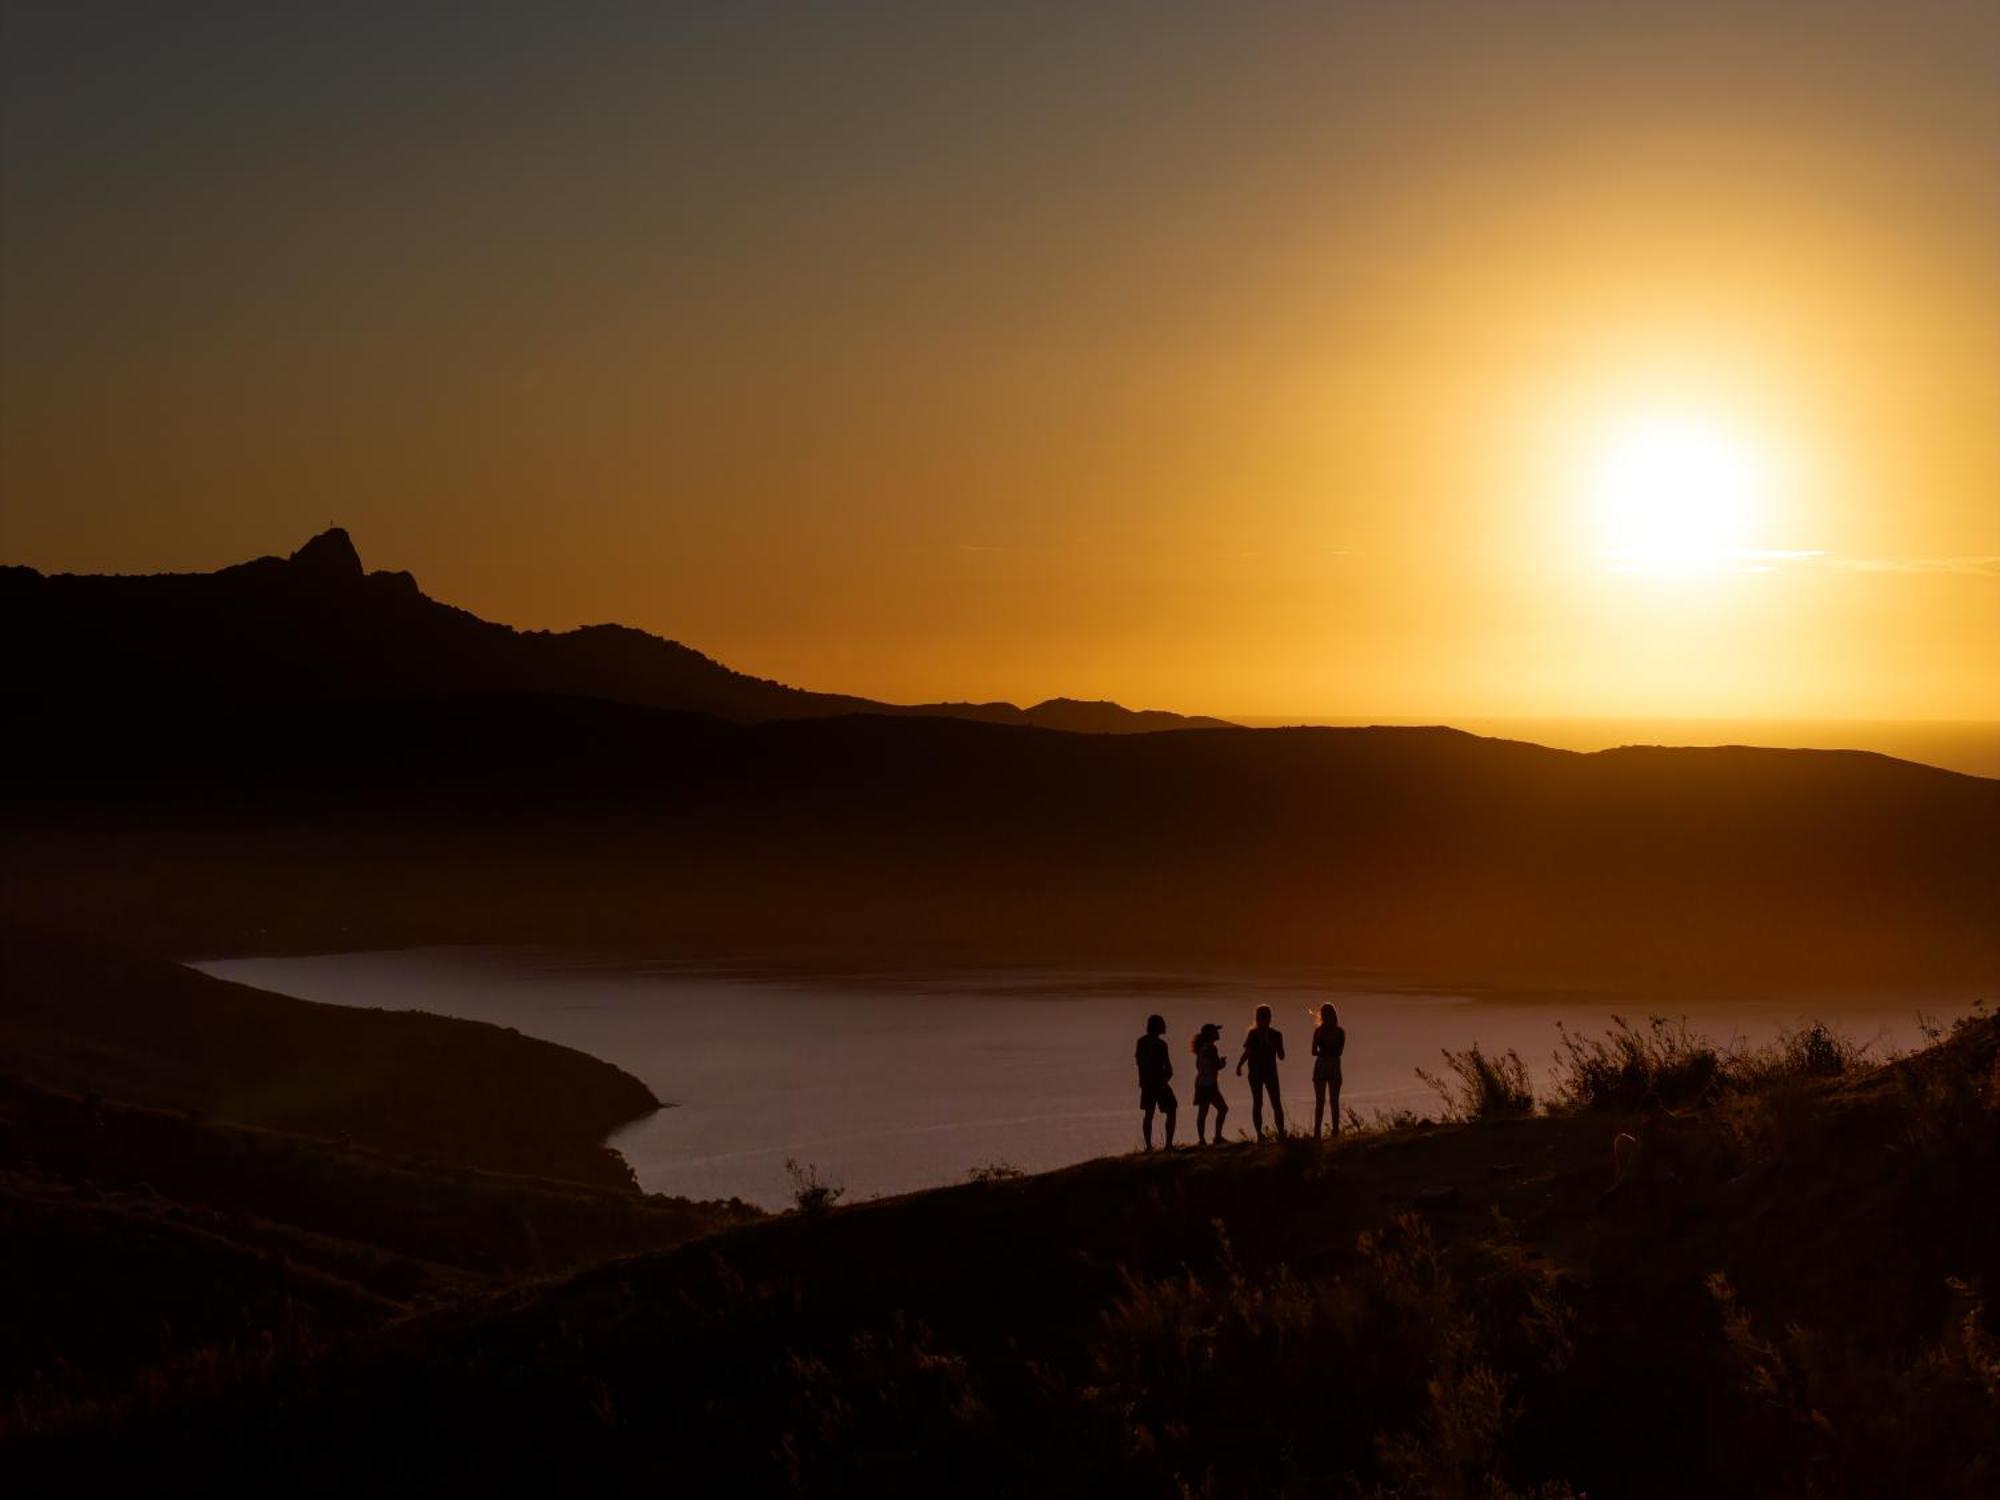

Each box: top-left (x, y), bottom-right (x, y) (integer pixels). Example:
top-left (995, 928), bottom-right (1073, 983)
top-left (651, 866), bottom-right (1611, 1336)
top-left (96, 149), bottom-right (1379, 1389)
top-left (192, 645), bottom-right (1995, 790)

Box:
top-left (1822, 556), bottom-right (2000, 577)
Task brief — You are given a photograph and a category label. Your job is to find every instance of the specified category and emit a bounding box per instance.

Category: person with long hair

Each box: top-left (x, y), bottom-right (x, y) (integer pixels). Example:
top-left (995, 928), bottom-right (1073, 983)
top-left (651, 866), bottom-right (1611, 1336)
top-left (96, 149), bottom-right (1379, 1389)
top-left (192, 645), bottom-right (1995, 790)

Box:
top-left (1309, 1001), bottom-right (1346, 1137)
top-left (1190, 1022), bottom-right (1229, 1144)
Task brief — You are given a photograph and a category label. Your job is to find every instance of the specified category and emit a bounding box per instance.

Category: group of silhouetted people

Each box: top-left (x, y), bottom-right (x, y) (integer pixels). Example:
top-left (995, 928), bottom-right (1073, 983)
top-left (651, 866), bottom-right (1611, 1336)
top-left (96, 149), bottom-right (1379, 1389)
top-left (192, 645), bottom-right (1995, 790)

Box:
top-left (1135, 1002), bottom-right (1346, 1148)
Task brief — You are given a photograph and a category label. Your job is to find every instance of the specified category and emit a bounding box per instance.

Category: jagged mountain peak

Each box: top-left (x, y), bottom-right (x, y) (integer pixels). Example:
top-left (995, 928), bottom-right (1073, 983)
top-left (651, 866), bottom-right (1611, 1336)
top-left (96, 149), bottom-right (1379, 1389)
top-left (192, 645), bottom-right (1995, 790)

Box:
top-left (286, 527), bottom-right (365, 580)
top-left (5, 529), bottom-right (1233, 733)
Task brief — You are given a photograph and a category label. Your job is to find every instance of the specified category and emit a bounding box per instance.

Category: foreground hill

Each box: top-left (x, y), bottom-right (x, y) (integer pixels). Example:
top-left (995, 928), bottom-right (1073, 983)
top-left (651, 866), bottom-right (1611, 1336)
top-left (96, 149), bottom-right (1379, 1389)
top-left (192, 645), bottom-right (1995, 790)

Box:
top-left (0, 528), bottom-right (1230, 733)
top-left (14, 1011), bottom-right (1998, 1496)
top-left (5, 696), bottom-right (1995, 987)
top-left (1, 924), bottom-right (655, 1188)
top-left (0, 927), bottom-right (758, 1434)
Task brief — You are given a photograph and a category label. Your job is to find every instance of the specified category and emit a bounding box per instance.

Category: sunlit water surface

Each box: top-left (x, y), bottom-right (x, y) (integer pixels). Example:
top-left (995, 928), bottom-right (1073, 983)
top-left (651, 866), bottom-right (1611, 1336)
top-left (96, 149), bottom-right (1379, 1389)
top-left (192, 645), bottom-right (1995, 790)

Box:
top-left (197, 950), bottom-right (1979, 1210)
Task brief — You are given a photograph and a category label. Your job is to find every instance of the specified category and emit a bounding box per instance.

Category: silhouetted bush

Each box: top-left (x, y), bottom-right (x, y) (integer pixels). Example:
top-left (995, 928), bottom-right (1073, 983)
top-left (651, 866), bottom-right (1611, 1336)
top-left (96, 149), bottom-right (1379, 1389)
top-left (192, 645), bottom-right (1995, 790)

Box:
top-left (1344, 1103), bottom-right (1425, 1134)
top-left (1550, 1016), bottom-right (1724, 1112)
top-left (1727, 1021), bottom-right (1869, 1090)
top-left (1083, 1215), bottom-right (1576, 1496)
top-left (785, 1158), bottom-right (845, 1215)
top-left (1419, 1044), bottom-right (1536, 1122)
top-left (1709, 1272), bottom-right (2000, 1498)
top-left (779, 1314), bottom-right (995, 1491)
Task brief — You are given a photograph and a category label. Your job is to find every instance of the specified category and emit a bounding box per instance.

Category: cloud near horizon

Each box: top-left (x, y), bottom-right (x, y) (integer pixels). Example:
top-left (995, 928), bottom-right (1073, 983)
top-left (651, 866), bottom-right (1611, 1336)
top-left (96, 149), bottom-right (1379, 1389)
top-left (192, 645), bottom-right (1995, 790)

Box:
top-left (1822, 556), bottom-right (2000, 577)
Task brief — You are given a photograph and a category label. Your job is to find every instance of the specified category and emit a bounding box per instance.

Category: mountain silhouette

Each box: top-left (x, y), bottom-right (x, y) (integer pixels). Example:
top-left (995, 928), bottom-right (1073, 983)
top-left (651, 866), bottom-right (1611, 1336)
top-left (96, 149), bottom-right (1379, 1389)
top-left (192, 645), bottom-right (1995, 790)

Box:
top-left (0, 528), bottom-right (1232, 732)
top-left (4, 531), bottom-right (1994, 988)
top-left (4, 694), bottom-right (1993, 988)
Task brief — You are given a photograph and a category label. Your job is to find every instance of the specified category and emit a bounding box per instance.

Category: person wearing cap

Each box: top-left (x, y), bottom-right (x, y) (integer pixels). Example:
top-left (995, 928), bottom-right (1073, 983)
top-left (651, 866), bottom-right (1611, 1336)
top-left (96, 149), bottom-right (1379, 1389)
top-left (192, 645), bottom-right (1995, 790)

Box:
top-left (1190, 1022), bottom-right (1230, 1144)
top-left (1135, 1013), bottom-right (1178, 1149)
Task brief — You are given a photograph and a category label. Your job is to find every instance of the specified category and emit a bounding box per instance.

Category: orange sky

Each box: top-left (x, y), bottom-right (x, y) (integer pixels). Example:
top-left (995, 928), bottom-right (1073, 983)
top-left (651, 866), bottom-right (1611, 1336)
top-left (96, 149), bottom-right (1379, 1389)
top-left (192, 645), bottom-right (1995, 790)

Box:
top-left (3, 2), bottom-right (1995, 719)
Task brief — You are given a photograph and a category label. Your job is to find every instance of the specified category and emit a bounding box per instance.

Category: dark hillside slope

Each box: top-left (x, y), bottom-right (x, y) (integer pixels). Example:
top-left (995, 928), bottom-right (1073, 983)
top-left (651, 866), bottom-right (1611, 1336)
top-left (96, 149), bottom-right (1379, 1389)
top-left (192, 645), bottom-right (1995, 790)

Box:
top-left (26, 1016), bottom-right (1999, 1497)
top-left (0, 928), bottom-right (755, 1437)
top-left (0, 529), bottom-right (1229, 732)
top-left (0, 1075), bottom-right (753, 1436)
top-left (0, 925), bottom-right (657, 1187)
top-left (4, 699), bottom-right (1995, 987)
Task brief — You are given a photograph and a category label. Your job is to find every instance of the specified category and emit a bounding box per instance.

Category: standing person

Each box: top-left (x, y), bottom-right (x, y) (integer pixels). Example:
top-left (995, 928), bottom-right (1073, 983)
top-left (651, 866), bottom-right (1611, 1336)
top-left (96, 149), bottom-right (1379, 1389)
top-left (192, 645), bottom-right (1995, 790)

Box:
top-left (1235, 1004), bottom-right (1286, 1137)
top-left (1191, 1023), bottom-right (1230, 1144)
top-left (1310, 1002), bottom-right (1347, 1137)
top-left (1135, 1013), bottom-right (1177, 1150)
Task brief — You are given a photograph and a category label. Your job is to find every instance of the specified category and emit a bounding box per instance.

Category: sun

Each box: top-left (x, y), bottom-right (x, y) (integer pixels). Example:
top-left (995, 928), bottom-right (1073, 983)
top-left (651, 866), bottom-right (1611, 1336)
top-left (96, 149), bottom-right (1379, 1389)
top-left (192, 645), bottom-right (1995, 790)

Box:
top-left (1591, 416), bottom-right (1767, 571)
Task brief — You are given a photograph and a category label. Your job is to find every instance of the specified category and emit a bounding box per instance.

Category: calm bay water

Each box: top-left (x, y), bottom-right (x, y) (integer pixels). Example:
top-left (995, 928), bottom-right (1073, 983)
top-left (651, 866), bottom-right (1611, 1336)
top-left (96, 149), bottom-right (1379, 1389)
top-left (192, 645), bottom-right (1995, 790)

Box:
top-left (197, 950), bottom-right (1979, 1210)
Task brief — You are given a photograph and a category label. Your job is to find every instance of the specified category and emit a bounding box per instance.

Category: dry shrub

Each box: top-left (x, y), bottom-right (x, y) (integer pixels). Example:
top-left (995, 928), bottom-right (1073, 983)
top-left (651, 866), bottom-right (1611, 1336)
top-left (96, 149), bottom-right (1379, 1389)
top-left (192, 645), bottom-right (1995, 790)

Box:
top-left (1726, 1021), bottom-right (1869, 1092)
top-left (778, 1314), bottom-right (994, 1493)
top-left (1345, 1104), bottom-right (1426, 1135)
top-left (784, 1158), bottom-right (845, 1215)
top-left (1550, 1016), bottom-right (1724, 1113)
top-left (1419, 1045), bottom-right (1536, 1123)
top-left (1708, 1272), bottom-right (2000, 1499)
top-left (1085, 1215), bottom-right (1573, 1496)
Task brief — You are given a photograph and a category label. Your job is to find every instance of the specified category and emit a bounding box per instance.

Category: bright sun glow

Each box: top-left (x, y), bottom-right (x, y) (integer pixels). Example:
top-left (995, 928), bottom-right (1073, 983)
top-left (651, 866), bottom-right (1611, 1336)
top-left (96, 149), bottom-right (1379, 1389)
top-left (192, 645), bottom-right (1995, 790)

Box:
top-left (1592, 417), bottom-right (1767, 572)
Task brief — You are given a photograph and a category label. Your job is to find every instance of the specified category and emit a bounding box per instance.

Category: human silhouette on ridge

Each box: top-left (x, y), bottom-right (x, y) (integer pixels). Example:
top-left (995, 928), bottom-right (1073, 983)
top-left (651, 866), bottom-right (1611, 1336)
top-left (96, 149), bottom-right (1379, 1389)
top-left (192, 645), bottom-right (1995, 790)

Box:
top-left (1191, 1021), bottom-right (1230, 1144)
top-left (1135, 1013), bottom-right (1177, 1149)
top-left (1237, 1004), bottom-right (1286, 1137)
top-left (1310, 1001), bottom-right (1346, 1137)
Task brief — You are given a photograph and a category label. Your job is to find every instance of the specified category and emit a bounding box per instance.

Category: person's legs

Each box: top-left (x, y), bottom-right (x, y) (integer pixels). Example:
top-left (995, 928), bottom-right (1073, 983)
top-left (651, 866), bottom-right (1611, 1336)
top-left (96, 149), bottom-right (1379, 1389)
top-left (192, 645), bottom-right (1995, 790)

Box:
top-left (1213, 1098), bottom-right (1228, 1142)
top-left (1269, 1080), bottom-right (1285, 1136)
top-left (1141, 1102), bottom-right (1156, 1149)
top-left (1328, 1081), bottom-right (1341, 1136)
top-left (1248, 1078), bottom-right (1266, 1137)
top-left (1163, 1103), bottom-right (1177, 1149)
top-left (1313, 1078), bottom-right (1328, 1137)
top-left (1195, 1100), bottom-right (1210, 1144)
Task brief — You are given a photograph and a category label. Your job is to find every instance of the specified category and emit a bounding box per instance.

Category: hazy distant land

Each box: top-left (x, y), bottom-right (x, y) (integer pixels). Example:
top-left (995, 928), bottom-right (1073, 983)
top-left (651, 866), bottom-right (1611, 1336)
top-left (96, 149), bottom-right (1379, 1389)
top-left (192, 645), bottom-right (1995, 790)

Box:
top-left (1244, 715), bottom-right (2000, 782)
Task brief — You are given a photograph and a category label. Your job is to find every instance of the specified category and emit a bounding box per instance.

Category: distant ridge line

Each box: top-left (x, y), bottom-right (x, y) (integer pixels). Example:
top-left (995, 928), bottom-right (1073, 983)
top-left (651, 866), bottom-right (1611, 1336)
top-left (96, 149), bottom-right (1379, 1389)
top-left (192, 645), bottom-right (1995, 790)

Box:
top-left (1, 527), bottom-right (1236, 735)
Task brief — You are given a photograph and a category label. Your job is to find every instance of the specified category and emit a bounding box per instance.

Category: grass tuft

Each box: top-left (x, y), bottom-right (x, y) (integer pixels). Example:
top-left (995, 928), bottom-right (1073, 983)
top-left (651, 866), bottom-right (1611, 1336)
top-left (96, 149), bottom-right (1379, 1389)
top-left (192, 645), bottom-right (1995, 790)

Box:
top-left (1550, 1015), bottom-right (1723, 1113)
top-left (784, 1158), bottom-right (845, 1216)
top-left (1418, 1044), bottom-right (1536, 1122)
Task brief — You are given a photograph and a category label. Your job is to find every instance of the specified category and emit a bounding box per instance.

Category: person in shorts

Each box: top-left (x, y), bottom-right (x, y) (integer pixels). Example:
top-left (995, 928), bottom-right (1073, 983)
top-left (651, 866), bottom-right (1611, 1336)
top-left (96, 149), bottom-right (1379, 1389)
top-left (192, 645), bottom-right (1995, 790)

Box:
top-left (1191, 1022), bottom-right (1230, 1144)
top-left (1135, 1012), bottom-right (1177, 1149)
top-left (1236, 1003), bottom-right (1286, 1137)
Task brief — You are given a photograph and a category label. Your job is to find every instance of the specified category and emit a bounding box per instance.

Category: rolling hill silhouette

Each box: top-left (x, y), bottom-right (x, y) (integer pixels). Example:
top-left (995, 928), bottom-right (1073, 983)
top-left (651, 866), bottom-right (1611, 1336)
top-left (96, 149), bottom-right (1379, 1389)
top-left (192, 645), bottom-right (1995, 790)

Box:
top-left (4, 694), bottom-right (1994, 987)
top-left (0, 528), bottom-right (1231, 732)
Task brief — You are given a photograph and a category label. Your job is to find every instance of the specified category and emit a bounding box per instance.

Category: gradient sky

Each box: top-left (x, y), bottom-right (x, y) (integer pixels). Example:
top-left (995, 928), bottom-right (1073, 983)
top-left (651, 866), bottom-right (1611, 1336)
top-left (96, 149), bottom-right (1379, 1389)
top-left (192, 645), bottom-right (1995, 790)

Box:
top-left (4, 1), bottom-right (1995, 718)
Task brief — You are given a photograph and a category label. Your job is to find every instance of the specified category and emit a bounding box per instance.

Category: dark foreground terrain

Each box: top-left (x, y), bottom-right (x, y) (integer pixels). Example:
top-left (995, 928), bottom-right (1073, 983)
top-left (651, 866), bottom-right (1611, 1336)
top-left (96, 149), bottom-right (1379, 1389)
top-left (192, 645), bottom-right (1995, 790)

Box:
top-left (5, 926), bottom-right (1995, 1497)
top-left (0, 928), bottom-right (757, 1444)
